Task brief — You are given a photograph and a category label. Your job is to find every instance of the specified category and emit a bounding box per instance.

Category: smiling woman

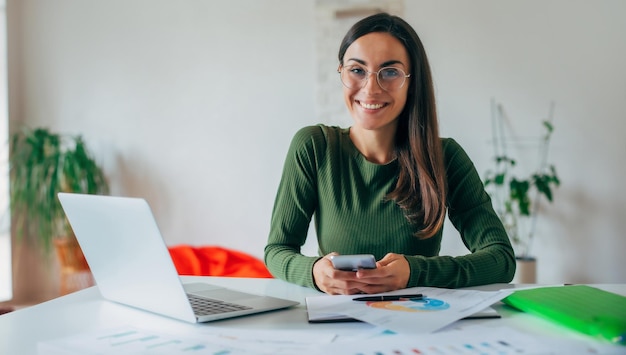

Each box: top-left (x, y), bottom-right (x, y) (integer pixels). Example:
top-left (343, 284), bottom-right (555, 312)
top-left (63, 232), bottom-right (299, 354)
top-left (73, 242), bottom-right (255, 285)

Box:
top-left (264, 13), bottom-right (515, 296)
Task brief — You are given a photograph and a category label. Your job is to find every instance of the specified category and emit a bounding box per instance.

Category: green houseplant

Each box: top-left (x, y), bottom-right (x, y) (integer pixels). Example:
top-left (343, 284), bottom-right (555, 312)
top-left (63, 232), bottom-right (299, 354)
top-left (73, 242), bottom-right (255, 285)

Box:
top-left (10, 127), bottom-right (109, 251)
top-left (483, 102), bottom-right (561, 261)
top-left (9, 127), bottom-right (109, 293)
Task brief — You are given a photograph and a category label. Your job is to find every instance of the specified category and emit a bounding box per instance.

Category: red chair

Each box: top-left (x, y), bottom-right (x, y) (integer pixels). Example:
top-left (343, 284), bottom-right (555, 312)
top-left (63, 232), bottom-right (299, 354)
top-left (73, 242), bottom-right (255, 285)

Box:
top-left (167, 245), bottom-right (273, 278)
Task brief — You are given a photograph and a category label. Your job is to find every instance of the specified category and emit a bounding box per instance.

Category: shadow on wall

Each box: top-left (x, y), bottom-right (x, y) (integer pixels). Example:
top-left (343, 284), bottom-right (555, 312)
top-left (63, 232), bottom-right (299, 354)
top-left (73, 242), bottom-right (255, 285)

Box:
top-left (113, 152), bottom-right (170, 215)
top-left (6, 235), bottom-right (60, 305)
top-left (546, 184), bottom-right (622, 284)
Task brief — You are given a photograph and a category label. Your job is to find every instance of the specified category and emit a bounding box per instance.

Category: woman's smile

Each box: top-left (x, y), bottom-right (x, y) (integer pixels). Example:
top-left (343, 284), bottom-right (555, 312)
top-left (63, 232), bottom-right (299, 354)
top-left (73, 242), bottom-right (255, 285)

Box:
top-left (357, 100), bottom-right (388, 110)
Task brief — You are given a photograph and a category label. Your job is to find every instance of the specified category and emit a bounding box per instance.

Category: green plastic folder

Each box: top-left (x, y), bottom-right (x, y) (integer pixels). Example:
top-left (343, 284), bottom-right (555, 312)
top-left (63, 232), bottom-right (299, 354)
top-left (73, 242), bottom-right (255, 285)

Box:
top-left (502, 285), bottom-right (626, 345)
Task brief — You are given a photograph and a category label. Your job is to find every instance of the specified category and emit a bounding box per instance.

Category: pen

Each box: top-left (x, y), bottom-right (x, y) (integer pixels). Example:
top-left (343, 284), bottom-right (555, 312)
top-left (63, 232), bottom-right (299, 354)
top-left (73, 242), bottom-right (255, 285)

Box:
top-left (352, 294), bottom-right (424, 302)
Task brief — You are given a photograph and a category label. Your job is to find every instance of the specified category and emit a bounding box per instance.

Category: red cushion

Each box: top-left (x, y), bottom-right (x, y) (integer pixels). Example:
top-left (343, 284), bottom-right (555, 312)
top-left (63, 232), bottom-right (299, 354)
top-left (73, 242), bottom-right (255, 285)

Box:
top-left (167, 245), bottom-right (273, 278)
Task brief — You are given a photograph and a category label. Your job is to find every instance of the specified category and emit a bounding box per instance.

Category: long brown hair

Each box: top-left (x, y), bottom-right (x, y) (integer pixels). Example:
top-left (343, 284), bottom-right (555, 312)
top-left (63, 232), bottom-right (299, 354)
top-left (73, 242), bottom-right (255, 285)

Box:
top-left (338, 13), bottom-right (446, 238)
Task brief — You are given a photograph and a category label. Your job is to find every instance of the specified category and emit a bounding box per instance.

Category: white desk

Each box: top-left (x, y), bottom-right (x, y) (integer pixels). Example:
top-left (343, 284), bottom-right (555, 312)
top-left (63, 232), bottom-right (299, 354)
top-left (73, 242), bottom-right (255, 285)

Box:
top-left (1, 277), bottom-right (624, 354)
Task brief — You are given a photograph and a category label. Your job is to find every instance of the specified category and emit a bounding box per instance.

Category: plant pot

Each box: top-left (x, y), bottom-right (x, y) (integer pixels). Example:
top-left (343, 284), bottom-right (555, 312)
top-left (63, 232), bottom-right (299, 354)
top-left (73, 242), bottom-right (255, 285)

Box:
top-left (512, 256), bottom-right (537, 284)
top-left (53, 237), bottom-right (94, 295)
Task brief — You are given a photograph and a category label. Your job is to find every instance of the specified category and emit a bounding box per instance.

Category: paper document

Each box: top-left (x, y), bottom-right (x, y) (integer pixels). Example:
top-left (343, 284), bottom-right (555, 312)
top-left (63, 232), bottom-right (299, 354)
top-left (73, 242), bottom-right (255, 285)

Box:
top-left (38, 327), bottom-right (234, 355)
top-left (307, 303), bottom-right (500, 323)
top-left (38, 326), bottom-right (336, 355)
top-left (311, 324), bottom-right (626, 355)
top-left (305, 287), bottom-right (512, 334)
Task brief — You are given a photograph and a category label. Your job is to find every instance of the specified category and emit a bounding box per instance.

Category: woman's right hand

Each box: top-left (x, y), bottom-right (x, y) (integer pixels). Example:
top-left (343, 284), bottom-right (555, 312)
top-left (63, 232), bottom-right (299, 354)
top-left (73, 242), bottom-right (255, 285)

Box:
top-left (312, 253), bottom-right (370, 295)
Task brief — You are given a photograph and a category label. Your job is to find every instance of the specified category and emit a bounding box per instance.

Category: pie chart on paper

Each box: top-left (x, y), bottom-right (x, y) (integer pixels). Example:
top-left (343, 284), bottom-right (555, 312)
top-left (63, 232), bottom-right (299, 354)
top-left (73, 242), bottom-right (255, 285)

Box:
top-left (366, 297), bottom-right (450, 312)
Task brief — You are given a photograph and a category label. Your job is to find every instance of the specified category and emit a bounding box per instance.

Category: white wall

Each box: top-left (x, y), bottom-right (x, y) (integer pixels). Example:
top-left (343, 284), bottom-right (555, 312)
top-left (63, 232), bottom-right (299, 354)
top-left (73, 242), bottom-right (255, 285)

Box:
top-left (9, 0), bottom-right (318, 261)
top-left (405, 0), bottom-right (626, 284)
top-left (8, 0), bottom-right (626, 285)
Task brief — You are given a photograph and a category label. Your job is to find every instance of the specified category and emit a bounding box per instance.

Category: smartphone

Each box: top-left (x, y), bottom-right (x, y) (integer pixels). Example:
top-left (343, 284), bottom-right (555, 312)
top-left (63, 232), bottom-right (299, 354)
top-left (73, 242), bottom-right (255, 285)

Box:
top-left (329, 254), bottom-right (377, 271)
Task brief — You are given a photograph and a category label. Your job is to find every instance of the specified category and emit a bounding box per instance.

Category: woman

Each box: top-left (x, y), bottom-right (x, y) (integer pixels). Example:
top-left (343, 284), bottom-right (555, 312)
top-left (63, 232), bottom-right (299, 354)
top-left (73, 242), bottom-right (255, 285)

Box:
top-left (264, 13), bottom-right (515, 295)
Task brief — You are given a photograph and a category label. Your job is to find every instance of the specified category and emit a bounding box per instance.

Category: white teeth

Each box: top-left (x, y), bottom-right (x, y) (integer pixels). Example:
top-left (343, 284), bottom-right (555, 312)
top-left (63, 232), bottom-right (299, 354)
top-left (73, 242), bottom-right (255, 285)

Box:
top-left (360, 102), bottom-right (384, 109)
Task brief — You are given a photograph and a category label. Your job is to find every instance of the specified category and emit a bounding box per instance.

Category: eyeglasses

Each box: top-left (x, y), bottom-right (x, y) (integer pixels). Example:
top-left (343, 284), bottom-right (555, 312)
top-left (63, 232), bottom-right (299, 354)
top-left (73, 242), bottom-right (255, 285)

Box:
top-left (338, 65), bottom-right (410, 92)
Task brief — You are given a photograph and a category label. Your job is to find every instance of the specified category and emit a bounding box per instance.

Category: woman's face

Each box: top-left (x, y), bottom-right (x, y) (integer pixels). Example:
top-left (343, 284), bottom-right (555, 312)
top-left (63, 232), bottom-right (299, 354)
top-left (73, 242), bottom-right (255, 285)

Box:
top-left (341, 32), bottom-right (410, 133)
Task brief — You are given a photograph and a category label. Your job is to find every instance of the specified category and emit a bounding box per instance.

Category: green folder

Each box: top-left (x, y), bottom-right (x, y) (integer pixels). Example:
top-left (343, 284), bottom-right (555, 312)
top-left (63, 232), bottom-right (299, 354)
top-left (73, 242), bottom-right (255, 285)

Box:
top-left (502, 285), bottom-right (626, 345)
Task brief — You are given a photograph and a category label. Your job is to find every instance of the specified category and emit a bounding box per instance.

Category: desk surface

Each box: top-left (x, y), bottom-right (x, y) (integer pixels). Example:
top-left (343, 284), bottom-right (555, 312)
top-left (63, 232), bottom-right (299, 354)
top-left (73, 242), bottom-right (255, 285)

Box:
top-left (1, 277), bottom-right (624, 354)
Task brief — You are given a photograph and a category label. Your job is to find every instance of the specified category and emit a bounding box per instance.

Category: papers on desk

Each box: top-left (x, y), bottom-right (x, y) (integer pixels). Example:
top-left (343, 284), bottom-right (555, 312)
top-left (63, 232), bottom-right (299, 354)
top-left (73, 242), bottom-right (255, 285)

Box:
top-left (307, 304), bottom-right (500, 323)
top-left (313, 323), bottom-right (626, 355)
top-left (37, 326), bottom-right (336, 355)
top-left (305, 286), bottom-right (511, 334)
top-left (38, 323), bottom-right (626, 355)
top-left (36, 284), bottom-right (626, 354)
top-left (38, 327), bottom-right (239, 354)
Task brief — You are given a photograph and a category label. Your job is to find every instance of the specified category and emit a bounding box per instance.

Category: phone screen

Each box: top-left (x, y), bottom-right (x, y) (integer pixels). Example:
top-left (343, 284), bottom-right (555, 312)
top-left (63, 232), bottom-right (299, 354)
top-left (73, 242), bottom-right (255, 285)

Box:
top-left (330, 254), bottom-right (376, 271)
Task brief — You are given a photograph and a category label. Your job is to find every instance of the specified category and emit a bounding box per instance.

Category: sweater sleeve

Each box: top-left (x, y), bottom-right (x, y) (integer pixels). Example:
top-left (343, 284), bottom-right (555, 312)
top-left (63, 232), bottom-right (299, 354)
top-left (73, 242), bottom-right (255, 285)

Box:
top-left (264, 126), bottom-right (324, 289)
top-left (405, 138), bottom-right (516, 288)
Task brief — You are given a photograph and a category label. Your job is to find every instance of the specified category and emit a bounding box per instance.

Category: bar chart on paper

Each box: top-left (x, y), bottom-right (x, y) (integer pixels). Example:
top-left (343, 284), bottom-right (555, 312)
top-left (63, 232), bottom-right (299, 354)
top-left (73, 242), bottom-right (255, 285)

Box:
top-left (36, 325), bottom-right (338, 354)
top-left (37, 327), bottom-right (239, 354)
top-left (322, 335), bottom-right (525, 355)
top-left (314, 324), bottom-right (625, 355)
top-left (342, 343), bottom-right (521, 355)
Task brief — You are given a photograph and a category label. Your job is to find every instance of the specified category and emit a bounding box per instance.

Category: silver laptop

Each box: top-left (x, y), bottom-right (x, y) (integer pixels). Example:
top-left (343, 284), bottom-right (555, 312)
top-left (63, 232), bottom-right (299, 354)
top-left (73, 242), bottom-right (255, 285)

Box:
top-left (57, 192), bottom-right (298, 323)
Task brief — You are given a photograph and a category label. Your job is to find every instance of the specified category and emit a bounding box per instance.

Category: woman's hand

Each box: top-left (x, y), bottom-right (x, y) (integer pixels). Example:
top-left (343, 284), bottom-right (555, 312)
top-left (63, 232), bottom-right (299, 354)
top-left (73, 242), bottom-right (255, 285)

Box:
top-left (313, 252), bottom-right (410, 295)
top-left (355, 253), bottom-right (410, 293)
top-left (313, 253), bottom-right (371, 295)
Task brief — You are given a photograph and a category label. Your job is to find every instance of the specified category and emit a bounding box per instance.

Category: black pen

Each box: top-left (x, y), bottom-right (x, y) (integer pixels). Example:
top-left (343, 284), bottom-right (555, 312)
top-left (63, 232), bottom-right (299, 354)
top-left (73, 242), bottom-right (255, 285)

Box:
top-left (352, 294), bottom-right (424, 302)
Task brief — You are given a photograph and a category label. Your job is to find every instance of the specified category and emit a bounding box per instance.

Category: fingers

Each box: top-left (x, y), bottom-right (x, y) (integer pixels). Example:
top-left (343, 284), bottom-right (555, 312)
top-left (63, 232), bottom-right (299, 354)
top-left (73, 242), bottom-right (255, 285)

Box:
top-left (376, 252), bottom-right (398, 266)
top-left (313, 252), bottom-right (410, 294)
top-left (355, 253), bottom-right (410, 291)
top-left (313, 253), bottom-right (367, 295)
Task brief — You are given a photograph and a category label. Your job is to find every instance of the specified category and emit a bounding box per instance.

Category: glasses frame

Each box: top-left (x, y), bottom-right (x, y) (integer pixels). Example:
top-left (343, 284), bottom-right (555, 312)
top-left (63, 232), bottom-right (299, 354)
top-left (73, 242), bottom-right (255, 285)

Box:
top-left (338, 65), bottom-right (411, 92)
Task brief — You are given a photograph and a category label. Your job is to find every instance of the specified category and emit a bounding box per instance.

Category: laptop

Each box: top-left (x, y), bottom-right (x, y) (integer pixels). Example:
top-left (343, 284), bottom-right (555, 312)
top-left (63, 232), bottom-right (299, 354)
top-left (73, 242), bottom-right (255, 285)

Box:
top-left (57, 192), bottom-right (299, 323)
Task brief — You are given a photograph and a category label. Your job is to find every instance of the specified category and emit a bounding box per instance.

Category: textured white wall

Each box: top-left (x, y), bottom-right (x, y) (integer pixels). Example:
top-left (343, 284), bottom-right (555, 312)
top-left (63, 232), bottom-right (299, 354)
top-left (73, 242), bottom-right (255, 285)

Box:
top-left (9, 0), bottom-right (318, 264)
top-left (405, 0), bottom-right (626, 283)
top-left (8, 0), bottom-right (626, 285)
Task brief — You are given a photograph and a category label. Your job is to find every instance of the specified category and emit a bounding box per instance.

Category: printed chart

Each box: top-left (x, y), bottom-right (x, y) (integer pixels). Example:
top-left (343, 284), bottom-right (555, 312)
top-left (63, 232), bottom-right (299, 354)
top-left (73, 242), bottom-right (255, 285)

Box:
top-left (366, 297), bottom-right (450, 312)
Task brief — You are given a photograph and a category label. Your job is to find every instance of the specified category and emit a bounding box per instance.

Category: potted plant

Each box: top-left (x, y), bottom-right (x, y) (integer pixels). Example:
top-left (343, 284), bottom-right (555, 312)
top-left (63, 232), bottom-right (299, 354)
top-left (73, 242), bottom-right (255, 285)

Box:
top-left (9, 127), bottom-right (109, 294)
top-left (483, 101), bottom-right (560, 282)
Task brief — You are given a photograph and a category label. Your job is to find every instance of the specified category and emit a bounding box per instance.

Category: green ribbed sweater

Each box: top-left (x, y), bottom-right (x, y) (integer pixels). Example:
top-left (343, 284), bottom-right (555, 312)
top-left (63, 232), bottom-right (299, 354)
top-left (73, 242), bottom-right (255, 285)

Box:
top-left (264, 125), bottom-right (515, 290)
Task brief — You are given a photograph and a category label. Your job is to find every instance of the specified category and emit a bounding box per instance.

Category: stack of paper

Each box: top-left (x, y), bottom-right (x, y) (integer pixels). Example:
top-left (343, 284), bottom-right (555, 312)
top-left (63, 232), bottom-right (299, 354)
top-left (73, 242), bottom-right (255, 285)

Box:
top-left (305, 286), bottom-right (511, 334)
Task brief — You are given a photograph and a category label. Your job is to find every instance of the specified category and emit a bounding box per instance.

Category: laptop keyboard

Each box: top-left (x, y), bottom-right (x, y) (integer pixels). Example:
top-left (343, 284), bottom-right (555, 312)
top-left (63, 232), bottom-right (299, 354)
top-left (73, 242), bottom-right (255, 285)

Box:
top-left (187, 294), bottom-right (253, 316)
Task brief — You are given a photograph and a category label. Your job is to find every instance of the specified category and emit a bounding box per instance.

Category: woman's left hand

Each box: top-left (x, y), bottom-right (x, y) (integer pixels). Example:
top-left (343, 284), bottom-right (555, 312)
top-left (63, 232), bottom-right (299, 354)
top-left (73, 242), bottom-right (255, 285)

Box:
top-left (354, 253), bottom-right (410, 294)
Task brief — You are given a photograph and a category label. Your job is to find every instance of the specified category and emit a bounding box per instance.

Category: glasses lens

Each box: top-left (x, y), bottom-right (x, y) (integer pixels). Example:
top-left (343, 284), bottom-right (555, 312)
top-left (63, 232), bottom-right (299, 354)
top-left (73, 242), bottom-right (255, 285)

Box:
top-left (340, 65), bottom-right (366, 89)
top-left (377, 67), bottom-right (407, 91)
